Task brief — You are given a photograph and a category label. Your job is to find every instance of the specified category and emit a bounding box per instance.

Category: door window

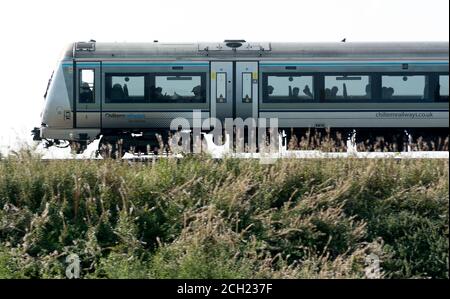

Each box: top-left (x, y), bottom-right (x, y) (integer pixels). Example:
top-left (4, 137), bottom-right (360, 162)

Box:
top-left (79, 69), bottom-right (95, 103)
top-left (216, 72), bottom-right (227, 103)
top-left (242, 73), bottom-right (252, 103)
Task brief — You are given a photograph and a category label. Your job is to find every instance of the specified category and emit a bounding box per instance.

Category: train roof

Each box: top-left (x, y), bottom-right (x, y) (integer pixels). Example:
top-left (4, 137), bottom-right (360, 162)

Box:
top-left (63, 40), bottom-right (450, 61)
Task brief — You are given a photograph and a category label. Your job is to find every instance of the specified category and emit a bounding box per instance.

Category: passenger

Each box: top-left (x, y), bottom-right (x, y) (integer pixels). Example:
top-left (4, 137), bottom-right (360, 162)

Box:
top-left (110, 84), bottom-right (125, 101)
top-left (292, 87), bottom-right (300, 97)
top-left (387, 87), bottom-right (394, 99)
top-left (324, 88), bottom-right (331, 98)
top-left (192, 85), bottom-right (202, 99)
top-left (267, 85), bottom-right (274, 95)
top-left (154, 87), bottom-right (163, 98)
top-left (331, 86), bottom-right (339, 98)
top-left (80, 82), bottom-right (94, 103)
top-left (123, 84), bottom-right (129, 97)
top-left (303, 85), bottom-right (313, 98)
top-left (365, 84), bottom-right (371, 98)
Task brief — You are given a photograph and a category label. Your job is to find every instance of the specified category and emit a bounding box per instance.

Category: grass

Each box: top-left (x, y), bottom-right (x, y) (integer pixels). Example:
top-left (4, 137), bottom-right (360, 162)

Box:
top-left (0, 149), bottom-right (448, 279)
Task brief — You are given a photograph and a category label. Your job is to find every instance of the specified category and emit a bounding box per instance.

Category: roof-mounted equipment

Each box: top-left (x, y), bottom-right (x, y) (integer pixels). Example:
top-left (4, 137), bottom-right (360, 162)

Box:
top-left (224, 39), bottom-right (246, 48)
top-left (75, 41), bottom-right (96, 52)
top-left (198, 41), bottom-right (271, 56)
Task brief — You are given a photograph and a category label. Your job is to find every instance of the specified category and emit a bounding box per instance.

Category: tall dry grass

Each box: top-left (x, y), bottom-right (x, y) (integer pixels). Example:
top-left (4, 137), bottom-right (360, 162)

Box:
top-left (0, 149), bottom-right (448, 278)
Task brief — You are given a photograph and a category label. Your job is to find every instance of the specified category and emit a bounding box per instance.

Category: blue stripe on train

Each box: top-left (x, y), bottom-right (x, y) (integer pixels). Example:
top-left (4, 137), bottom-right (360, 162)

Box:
top-left (62, 62), bottom-right (209, 67)
top-left (259, 61), bottom-right (449, 67)
top-left (62, 61), bottom-right (448, 68)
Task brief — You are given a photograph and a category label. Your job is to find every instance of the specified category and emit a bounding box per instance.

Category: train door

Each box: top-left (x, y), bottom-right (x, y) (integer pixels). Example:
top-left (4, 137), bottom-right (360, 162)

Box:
top-left (210, 62), bottom-right (233, 122)
top-left (75, 62), bottom-right (101, 128)
top-left (210, 61), bottom-right (259, 122)
top-left (235, 62), bottom-right (258, 120)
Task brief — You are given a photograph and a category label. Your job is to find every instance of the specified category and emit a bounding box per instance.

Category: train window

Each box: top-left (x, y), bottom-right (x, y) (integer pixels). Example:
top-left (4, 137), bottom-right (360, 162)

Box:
top-left (381, 75), bottom-right (427, 101)
top-left (151, 74), bottom-right (206, 103)
top-left (263, 74), bottom-right (314, 103)
top-left (105, 74), bottom-right (146, 103)
top-left (79, 69), bottom-right (94, 103)
top-left (323, 75), bottom-right (371, 101)
top-left (437, 75), bottom-right (449, 101)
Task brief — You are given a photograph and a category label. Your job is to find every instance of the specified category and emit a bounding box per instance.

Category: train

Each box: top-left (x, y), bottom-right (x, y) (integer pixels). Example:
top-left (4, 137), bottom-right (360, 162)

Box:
top-left (32, 40), bottom-right (449, 156)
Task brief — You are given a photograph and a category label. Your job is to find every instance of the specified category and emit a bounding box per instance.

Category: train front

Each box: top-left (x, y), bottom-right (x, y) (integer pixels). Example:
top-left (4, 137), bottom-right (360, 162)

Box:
top-left (32, 44), bottom-right (75, 148)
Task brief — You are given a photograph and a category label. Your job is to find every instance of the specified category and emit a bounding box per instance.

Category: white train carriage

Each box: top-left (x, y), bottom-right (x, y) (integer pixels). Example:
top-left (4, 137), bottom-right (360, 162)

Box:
top-left (33, 40), bottom-right (449, 154)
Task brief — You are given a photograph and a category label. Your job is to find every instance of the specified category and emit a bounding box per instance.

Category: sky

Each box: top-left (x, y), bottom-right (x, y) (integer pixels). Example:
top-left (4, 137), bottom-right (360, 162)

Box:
top-left (0, 0), bottom-right (448, 152)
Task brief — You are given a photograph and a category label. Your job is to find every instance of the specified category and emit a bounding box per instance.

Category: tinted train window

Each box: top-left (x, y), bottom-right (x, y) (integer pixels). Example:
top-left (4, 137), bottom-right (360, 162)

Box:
top-left (437, 75), bottom-right (449, 101)
top-left (323, 75), bottom-right (371, 101)
top-left (381, 75), bottom-right (427, 101)
top-left (263, 74), bottom-right (314, 102)
top-left (79, 69), bottom-right (94, 103)
top-left (105, 74), bottom-right (146, 103)
top-left (151, 75), bottom-right (206, 103)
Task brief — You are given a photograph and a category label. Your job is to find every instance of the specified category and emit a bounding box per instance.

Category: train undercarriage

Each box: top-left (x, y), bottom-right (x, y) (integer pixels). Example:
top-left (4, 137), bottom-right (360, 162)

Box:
top-left (63, 127), bottom-right (449, 159)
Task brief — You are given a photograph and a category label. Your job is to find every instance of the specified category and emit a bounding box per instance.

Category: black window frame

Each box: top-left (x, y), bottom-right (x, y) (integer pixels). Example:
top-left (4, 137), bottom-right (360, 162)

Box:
top-left (78, 68), bottom-right (95, 104)
top-left (262, 72), bottom-right (317, 103)
top-left (149, 72), bottom-right (207, 104)
top-left (320, 73), bottom-right (375, 103)
top-left (379, 72), bottom-right (436, 103)
top-left (262, 71), bottom-right (449, 104)
top-left (105, 73), bottom-right (149, 103)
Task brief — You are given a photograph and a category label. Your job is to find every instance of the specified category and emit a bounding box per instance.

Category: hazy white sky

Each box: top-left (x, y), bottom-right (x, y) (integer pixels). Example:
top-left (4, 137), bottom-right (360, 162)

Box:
top-left (0, 0), bottom-right (448, 150)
